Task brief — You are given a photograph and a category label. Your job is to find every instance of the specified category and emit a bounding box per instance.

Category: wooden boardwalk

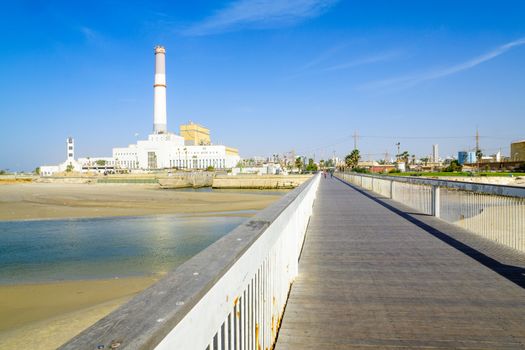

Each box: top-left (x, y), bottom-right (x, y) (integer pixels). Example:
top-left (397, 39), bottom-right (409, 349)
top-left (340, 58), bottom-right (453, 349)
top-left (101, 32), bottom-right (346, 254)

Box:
top-left (275, 177), bottom-right (525, 350)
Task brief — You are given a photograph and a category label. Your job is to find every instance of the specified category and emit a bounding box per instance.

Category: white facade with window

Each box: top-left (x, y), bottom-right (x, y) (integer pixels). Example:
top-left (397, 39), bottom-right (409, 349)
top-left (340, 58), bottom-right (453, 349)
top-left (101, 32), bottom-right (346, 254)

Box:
top-left (111, 133), bottom-right (239, 170)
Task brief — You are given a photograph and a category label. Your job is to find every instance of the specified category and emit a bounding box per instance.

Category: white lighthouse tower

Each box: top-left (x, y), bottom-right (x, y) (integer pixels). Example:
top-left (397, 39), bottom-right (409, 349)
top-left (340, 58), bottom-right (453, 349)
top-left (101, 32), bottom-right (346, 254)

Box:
top-left (66, 137), bottom-right (75, 161)
top-left (153, 45), bottom-right (167, 134)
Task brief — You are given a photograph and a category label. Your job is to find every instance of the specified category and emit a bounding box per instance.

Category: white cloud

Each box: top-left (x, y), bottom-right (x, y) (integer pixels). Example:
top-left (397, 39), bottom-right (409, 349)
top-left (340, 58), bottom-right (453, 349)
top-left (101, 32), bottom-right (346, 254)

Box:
top-left (361, 37), bottom-right (525, 91)
top-left (322, 51), bottom-right (402, 72)
top-left (299, 43), bottom-right (348, 71)
top-left (80, 26), bottom-right (97, 41)
top-left (284, 48), bottom-right (400, 81)
top-left (184, 0), bottom-right (339, 36)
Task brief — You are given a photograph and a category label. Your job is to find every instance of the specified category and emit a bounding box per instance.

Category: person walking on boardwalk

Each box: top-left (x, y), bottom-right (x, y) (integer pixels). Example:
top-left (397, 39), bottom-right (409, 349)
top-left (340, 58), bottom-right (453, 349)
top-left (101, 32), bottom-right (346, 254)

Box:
top-left (330, 169), bottom-right (334, 178)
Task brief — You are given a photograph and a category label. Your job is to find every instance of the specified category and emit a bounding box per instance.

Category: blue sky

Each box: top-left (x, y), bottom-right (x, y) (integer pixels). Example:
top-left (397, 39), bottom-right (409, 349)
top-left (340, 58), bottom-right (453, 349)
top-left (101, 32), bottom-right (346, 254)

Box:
top-left (1, 0), bottom-right (525, 171)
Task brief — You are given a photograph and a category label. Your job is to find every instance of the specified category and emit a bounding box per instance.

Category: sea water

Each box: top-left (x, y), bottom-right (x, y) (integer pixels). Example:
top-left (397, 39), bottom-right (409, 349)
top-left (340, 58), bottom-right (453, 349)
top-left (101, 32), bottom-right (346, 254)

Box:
top-left (0, 214), bottom-right (248, 284)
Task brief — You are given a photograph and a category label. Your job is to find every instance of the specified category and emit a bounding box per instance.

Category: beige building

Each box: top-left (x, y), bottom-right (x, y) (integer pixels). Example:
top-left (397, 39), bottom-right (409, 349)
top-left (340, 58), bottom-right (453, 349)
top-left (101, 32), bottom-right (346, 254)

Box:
top-left (226, 146), bottom-right (240, 157)
top-left (510, 140), bottom-right (525, 161)
top-left (180, 122), bottom-right (211, 146)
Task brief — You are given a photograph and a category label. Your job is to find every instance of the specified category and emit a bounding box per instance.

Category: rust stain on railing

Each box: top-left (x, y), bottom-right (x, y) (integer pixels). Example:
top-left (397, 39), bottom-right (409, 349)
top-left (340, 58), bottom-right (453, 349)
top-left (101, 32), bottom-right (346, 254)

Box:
top-left (256, 323), bottom-right (260, 350)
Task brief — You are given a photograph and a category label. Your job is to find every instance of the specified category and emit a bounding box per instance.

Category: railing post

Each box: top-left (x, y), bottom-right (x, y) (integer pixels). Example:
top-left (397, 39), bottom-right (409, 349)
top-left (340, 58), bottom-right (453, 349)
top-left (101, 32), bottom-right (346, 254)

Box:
top-left (431, 185), bottom-right (440, 217)
top-left (389, 180), bottom-right (393, 199)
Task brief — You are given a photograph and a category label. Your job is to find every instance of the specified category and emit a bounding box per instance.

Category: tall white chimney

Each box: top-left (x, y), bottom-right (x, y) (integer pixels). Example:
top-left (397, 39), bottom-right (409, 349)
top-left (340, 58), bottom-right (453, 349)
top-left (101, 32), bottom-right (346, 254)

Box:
top-left (153, 45), bottom-right (167, 134)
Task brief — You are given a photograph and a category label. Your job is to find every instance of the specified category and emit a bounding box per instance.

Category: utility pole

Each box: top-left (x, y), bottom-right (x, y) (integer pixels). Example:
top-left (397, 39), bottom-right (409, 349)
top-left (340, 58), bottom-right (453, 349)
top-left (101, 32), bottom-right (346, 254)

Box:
top-left (475, 127), bottom-right (480, 154)
top-left (353, 130), bottom-right (359, 150)
top-left (475, 127), bottom-right (480, 171)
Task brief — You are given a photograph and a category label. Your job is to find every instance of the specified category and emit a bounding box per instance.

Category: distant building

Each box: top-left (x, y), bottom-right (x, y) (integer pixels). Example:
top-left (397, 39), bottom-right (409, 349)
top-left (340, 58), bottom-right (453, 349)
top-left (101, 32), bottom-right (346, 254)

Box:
top-left (110, 129), bottom-right (239, 170)
top-left (432, 144), bottom-right (439, 163)
top-left (231, 163), bottom-right (285, 175)
top-left (77, 156), bottom-right (116, 173)
top-left (479, 151), bottom-right (502, 163)
top-left (40, 137), bottom-right (82, 176)
top-left (180, 122), bottom-right (211, 146)
top-left (357, 160), bottom-right (376, 167)
top-left (510, 140), bottom-right (525, 161)
top-left (458, 151), bottom-right (476, 165)
top-left (368, 164), bottom-right (396, 173)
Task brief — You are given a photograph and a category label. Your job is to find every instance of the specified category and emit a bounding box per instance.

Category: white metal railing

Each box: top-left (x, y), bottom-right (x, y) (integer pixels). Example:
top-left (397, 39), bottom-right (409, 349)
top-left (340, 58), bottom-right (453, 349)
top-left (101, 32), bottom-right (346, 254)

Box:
top-left (60, 174), bottom-right (320, 350)
top-left (339, 172), bottom-right (525, 253)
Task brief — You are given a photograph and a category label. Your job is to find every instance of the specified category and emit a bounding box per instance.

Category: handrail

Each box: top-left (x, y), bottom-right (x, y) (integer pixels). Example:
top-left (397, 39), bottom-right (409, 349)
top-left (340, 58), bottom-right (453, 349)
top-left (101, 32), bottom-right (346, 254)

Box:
top-left (339, 172), bottom-right (525, 253)
top-left (344, 172), bottom-right (525, 198)
top-left (60, 174), bottom-right (320, 350)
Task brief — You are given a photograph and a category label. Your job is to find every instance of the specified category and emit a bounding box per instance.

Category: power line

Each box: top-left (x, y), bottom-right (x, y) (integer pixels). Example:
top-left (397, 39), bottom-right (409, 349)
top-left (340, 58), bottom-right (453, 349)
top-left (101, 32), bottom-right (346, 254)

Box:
top-left (296, 133), bottom-right (520, 155)
top-left (359, 135), bottom-right (517, 140)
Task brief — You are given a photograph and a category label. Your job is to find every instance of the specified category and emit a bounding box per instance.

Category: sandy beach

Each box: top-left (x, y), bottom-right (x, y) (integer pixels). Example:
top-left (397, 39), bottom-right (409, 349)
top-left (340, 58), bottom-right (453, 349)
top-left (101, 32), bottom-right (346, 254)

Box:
top-left (0, 275), bottom-right (161, 349)
top-left (0, 183), bottom-right (284, 349)
top-left (0, 183), bottom-right (283, 221)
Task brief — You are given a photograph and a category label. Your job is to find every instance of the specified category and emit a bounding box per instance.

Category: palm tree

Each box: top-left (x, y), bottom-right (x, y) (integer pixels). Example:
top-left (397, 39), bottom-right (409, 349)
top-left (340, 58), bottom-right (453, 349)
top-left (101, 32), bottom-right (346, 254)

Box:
top-left (295, 157), bottom-right (303, 171)
top-left (397, 151), bottom-right (410, 164)
top-left (345, 149), bottom-right (360, 168)
top-left (476, 149), bottom-right (483, 162)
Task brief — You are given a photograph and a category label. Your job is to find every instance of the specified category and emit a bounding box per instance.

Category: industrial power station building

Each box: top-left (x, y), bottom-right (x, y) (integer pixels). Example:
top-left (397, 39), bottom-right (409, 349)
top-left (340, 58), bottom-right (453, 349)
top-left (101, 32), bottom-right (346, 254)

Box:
top-left (108, 121), bottom-right (239, 171)
top-left (41, 46), bottom-right (240, 175)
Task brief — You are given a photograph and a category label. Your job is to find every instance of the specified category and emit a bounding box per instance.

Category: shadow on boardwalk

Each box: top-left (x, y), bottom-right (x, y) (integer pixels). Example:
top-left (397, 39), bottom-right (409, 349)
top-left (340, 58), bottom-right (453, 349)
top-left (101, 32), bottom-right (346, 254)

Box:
top-left (336, 177), bottom-right (525, 289)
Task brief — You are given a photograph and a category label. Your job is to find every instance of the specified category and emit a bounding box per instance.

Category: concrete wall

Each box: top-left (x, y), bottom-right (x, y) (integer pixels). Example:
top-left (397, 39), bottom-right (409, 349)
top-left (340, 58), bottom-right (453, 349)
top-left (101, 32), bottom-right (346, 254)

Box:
top-left (212, 174), bottom-right (312, 189)
top-left (0, 175), bottom-right (36, 184)
top-left (34, 172), bottom-right (214, 187)
top-left (35, 176), bottom-right (95, 184)
top-left (158, 172), bottom-right (214, 188)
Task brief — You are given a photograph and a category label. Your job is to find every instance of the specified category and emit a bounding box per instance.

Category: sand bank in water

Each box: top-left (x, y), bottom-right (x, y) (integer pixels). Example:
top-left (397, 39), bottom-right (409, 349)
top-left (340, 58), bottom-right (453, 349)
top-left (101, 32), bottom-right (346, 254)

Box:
top-left (0, 183), bottom-right (283, 221)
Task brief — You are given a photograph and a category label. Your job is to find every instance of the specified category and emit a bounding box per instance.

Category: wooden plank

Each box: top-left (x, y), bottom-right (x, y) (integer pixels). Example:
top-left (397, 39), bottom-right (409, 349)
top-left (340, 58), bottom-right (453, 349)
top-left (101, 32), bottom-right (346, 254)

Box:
top-left (275, 177), bottom-right (525, 350)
